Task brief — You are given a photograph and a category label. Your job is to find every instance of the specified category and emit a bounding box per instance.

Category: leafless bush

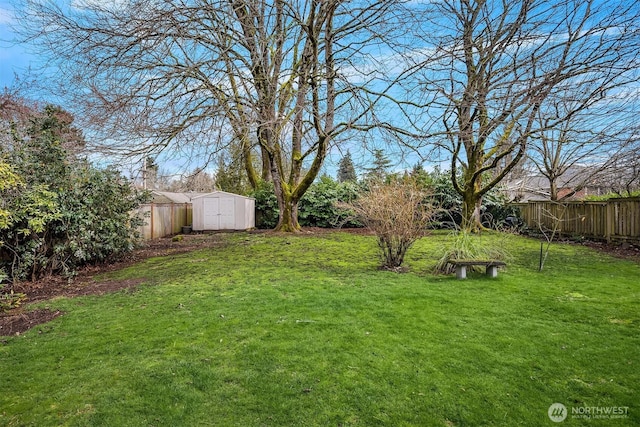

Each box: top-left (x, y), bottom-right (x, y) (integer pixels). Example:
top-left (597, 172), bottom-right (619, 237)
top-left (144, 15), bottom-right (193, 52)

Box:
top-left (345, 180), bottom-right (434, 270)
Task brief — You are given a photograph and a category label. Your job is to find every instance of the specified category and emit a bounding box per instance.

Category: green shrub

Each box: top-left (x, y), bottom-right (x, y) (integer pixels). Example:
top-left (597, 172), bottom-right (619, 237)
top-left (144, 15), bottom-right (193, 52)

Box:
top-left (0, 288), bottom-right (27, 312)
top-left (299, 176), bottom-right (362, 228)
top-left (482, 189), bottom-right (522, 228)
top-left (251, 177), bottom-right (364, 229)
top-left (0, 104), bottom-right (148, 281)
top-left (426, 168), bottom-right (519, 229)
top-left (0, 164), bottom-right (147, 281)
top-left (250, 181), bottom-right (280, 229)
top-left (50, 165), bottom-right (148, 269)
top-left (0, 270), bottom-right (26, 312)
top-left (250, 170), bottom-right (517, 231)
top-left (583, 191), bottom-right (640, 201)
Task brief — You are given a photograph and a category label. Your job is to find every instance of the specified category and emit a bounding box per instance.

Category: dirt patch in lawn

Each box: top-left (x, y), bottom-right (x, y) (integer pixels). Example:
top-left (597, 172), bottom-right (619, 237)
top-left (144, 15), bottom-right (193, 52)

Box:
top-left (0, 278), bottom-right (148, 337)
top-left (0, 308), bottom-right (64, 337)
top-left (580, 240), bottom-right (640, 263)
top-left (11, 233), bottom-right (229, 300)
top-left (18, 277), bottom-right (148, 303)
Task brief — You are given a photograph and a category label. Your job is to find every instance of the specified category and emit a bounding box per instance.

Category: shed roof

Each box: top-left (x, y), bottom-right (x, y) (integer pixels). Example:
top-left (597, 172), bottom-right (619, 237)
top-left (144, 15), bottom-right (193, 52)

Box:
top-left (191, 191), bottom-right (255, 200)
top-left (150, 191), bottom-right (207, 204)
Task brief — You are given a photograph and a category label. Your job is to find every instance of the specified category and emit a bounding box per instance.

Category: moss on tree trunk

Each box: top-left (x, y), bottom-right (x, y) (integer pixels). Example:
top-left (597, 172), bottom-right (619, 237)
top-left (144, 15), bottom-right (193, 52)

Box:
top-left (274, 196), bottom-right (301, 232)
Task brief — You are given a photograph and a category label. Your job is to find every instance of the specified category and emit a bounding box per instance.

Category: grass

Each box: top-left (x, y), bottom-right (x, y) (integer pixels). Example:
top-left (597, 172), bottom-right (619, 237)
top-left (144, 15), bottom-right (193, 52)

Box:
top-left (0, 231), bottom-right (638, 426)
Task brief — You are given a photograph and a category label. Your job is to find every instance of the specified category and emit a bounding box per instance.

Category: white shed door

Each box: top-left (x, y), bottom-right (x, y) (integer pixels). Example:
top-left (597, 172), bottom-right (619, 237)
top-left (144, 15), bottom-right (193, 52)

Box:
top-left (219, 198), bottom-right (235, 229)
top-left (202, 198), bottom-right (220, 230)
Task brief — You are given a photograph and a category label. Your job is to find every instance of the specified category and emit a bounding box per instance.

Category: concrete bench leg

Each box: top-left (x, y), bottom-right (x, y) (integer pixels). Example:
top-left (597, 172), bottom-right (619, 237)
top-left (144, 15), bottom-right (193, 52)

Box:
top-left (456, 265), bottom-right (467, 280)
top-left (486, 265), bottom-right (498, 278)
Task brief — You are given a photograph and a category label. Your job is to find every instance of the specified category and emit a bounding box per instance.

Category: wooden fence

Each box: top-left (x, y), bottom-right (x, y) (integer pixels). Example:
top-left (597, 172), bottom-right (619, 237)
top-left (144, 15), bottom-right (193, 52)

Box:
top-left (513, 197), bottom-right (640, 243)
top-left (136, 203), bottom-right (193, 240)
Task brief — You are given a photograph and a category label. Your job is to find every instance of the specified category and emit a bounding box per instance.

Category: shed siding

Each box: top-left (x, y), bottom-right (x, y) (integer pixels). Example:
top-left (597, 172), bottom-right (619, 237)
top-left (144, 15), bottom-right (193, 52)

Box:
top-left (137, 202), bottom-right (192, 240)
top-left (192, 192), bottom-right (255, 231)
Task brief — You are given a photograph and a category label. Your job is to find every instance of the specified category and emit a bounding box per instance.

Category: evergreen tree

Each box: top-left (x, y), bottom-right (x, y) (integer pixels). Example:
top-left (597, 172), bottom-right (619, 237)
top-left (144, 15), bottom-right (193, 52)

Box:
top-left (215, 153), bottom-right (252, 195)
top-left (365, 149), bottom-right (392, 181)
top-left (410, 162), bottom-right (431, 189)
top-left (337, 151), bottom-right (357, 183)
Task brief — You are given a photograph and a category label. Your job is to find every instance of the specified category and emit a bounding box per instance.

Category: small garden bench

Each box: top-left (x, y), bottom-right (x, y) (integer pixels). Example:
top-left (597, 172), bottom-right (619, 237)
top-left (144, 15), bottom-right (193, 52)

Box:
top-left (448, 260), bottom-right (506, 280)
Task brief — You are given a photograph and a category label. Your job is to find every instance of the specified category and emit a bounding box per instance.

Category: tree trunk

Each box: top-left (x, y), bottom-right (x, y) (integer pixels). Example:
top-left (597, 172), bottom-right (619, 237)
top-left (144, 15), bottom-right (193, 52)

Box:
top-left (461, 190), bottom-right (483, 233)
top-left (260, 145), bottom-right (272, 183)
top-left (274, 192), bottom-right (301, 232)
top-left (242, 137), bottom-right (259, 190)
top-left (268, 151), bottom-right (302, 232)
top-left (458, 153), bottom-right (485, 232)
top-left (549, 178), bottom-right (558, 201)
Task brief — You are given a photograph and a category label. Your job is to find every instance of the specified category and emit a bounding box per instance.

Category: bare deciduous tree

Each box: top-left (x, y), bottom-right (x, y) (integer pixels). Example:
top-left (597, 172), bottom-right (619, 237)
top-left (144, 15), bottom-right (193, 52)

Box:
top-left (14, 0), bottom-right (407, 231)
top-left (165, 168), bottom-right (217, 193)
top-left (528, 81), bottom-right (640, 201)
top-left (1, 88), bottom-right (37, 147)
top-left (403, 0), bottom-right (640, 231)
top-left (603, 130), bottom-right (640, 196)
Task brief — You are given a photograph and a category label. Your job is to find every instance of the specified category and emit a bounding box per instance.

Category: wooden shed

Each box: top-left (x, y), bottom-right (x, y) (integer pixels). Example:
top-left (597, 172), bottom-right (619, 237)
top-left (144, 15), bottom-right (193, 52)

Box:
top-left (137, 192), bottom-right (205, 239)
top-left (191, 191), bottom-right (255, 231)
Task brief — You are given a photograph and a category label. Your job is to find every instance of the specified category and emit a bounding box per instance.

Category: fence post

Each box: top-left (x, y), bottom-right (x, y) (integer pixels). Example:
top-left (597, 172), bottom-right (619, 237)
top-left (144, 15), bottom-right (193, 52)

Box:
top-left (605, 200), bottom-right (614, 243)
top-left (150, 203), bottom-right (155, 239)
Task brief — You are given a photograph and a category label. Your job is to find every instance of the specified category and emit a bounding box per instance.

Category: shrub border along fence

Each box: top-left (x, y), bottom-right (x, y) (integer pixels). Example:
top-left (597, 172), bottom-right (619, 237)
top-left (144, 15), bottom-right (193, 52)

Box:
top-left (136, 203), bottom-right (192, 240)
top-left (513, 197), bottom-right (640, 243)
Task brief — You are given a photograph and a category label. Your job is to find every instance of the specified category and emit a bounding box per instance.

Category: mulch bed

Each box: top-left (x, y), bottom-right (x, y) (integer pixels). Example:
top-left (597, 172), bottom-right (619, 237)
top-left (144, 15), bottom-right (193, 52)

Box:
top-left (1, 230), bottom-right (637, 337)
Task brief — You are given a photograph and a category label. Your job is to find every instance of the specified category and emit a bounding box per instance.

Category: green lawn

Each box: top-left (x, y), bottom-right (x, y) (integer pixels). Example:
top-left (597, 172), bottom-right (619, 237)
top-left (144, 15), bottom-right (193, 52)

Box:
top-left (1, 231), bottom-right (638, 426)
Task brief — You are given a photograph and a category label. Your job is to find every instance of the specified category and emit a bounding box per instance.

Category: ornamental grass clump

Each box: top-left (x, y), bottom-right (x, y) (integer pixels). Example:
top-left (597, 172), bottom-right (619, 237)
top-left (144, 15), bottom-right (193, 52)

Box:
top-left (345, 180), bottom-right (434, 270)
top-left (434, 230), bottom-right (511, 274)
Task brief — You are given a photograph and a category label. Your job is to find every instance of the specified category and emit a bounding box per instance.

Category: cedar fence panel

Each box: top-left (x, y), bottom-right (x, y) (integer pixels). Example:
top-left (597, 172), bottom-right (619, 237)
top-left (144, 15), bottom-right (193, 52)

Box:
top-left (135, 203), bottom-right (193, 240)
top-left (513, 198), bottom-right (640, 243)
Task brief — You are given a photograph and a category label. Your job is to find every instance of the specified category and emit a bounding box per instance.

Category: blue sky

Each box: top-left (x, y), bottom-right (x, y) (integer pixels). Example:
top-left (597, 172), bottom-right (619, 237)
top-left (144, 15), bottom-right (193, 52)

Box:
top-left (5, 0), bottom-right (625, 180)
top-left (0, 1), bottom-right (33, 88)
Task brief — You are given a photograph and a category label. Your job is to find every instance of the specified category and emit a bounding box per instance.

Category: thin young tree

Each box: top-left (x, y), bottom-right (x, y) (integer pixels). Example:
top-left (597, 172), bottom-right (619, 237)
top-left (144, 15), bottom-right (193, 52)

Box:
top-left (402, 0), bottom-right (640, 231)
top-left (14, 0), bottom-right (409, 232)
